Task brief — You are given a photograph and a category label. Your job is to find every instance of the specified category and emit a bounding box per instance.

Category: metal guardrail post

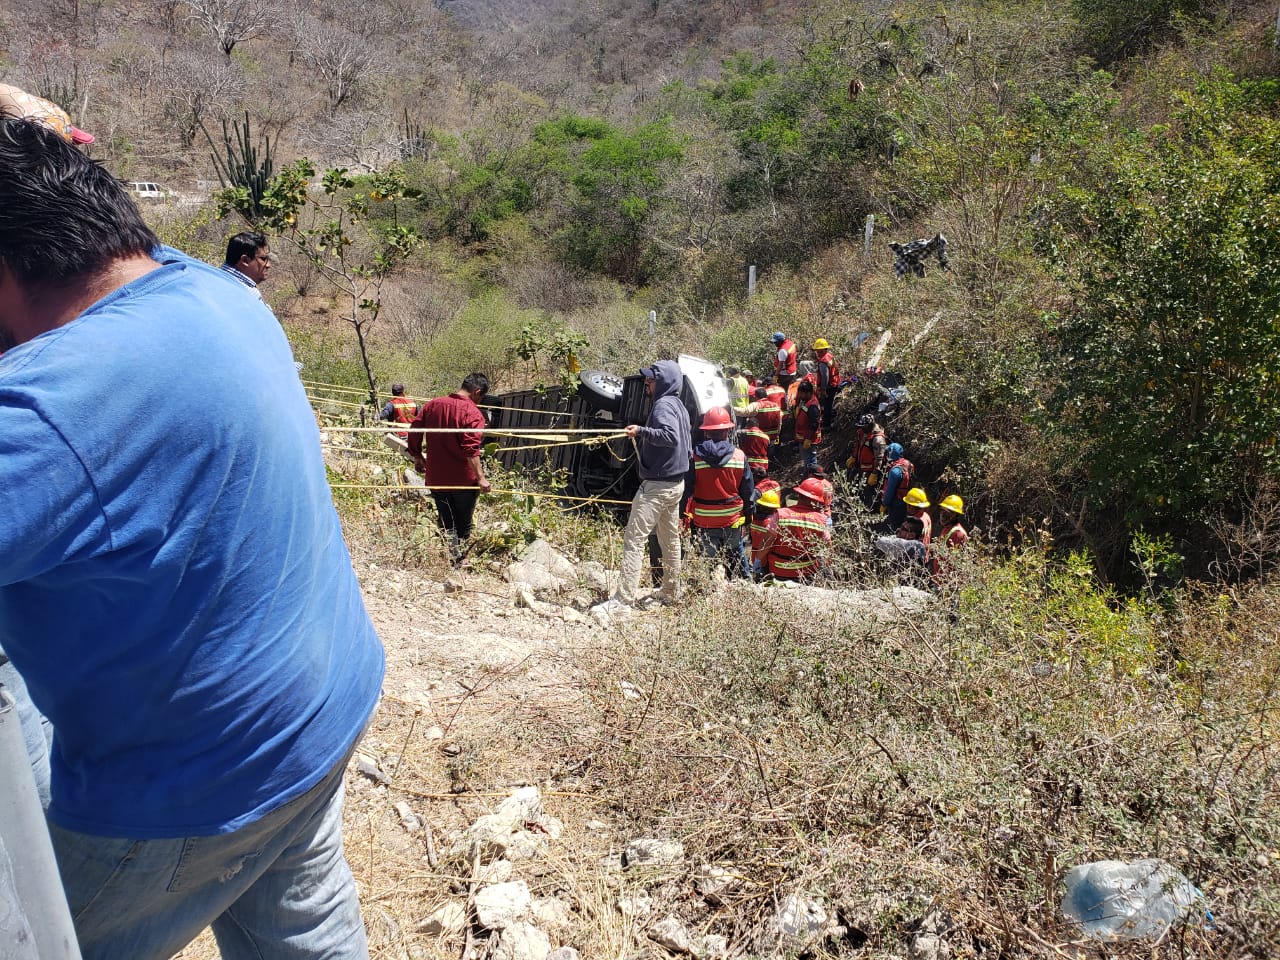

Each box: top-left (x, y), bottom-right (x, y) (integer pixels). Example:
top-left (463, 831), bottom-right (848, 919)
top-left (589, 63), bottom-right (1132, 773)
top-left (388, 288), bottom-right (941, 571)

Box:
top-left (0, 686), bottom-right (82, 959)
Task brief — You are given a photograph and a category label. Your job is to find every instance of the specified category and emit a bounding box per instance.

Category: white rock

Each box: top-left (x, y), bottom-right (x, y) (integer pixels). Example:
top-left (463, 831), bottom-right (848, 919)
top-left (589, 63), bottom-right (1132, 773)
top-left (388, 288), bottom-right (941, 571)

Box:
top-left (424, 725), bottom-right (445, 741)
top-left (624, 838), bottom-right (685, 868)
top-left (530, 896), bottom-right (571, 928)
top-left (547, 949), bottom-right (580, 960)
top-left (394, 801), bottom-right (422, 834)
top-left (496, 786), bottom-right (544, 823)
top-left (474, 880), bottom-right (532, 931)
top-left (505, 540), bottom-right (577, 594)
top-left (478, 860), bottom-right (514, 885)
top-left (417, 901), bottom-right (467, 937)
top-left (492, 920), bottom-right (552, 960)
top-left (773, 893), bottom-right (828, 949)
top-left (698, 934), bottom-right (729, 958)
top-left (650, 916), bottom-right (696, 954)
top-left (619, 680), bottom-right (643, 701)
top-left (617, 892), bottom-right (654, 919)
top-left (694, 865), bottom-right (737, 905)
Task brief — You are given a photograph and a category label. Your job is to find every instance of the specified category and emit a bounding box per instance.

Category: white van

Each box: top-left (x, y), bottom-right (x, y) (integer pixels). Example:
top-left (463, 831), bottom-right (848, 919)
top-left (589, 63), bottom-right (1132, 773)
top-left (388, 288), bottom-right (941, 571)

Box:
top-left (127, 181), bottom-right (171, 201)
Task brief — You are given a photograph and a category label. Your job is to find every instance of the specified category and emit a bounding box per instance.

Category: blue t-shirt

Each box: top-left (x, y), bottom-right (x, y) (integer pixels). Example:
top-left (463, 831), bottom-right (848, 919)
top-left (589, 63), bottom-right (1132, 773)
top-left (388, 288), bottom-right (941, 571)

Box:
top-left (0, 249), bottom-right (384, 838)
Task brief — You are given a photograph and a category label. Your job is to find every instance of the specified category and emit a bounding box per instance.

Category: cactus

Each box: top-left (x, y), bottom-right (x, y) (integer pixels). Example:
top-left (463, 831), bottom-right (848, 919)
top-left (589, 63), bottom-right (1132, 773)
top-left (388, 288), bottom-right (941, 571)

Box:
top-left (202, 112), bottom-right (275, 223)
top-left (399, 107), bottom-right (430, 161)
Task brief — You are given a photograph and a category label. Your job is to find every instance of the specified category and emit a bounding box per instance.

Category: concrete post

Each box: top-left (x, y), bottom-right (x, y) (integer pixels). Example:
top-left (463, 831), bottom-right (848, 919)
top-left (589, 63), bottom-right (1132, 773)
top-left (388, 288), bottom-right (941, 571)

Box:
top-left (748, 265), bottom-right (756, 297)
top-left (0, 687), bottom-right (81, 959)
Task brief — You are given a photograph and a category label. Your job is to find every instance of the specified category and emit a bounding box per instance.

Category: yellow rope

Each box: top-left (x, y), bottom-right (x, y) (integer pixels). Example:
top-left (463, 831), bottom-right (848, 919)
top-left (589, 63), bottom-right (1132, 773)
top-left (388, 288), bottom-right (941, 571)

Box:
top-left (318, 424), bottom-right (626, 437)
top-left (328, 481), bottom-right (632, 506)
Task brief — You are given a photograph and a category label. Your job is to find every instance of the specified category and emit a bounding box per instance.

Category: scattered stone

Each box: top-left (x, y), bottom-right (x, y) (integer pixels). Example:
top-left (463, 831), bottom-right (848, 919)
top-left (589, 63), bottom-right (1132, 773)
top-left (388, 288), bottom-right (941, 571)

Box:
top-left (650, 916), bottom-right (696, 954)
top-left (694, 865), bottom-right (738, 906)
top-left (624, 838), bottom-right (685, 868)
top-left (478, 860), bottom-right (514, 885)
top-left (771, 893), bottom-right (828, 951)
top-left (909, 906), bottom-right (954, 960)
top-left (423, 725), bottom-right (445, 741)
top-left (698, 934), bottom-right (729, 958)
top-left (440, 742), bottom-right (462, 757)
top-left (547, 949), bottom-right (580, 960)
top-left (530, 896), bottom-right (571, 928)
top-left (416, 902), bottom-right (467, 937)
top-left (355, 755), bottom-right (391, 786)
top-left (394, 801), bottom-right (422, 834)
top-left (577, 561), bottom-right (611, 594)
top-left (505, 540), bottom-right (577, 595)
top-left (498, 787), bottom-right (545, 824)
top-left (443, 578), bottom-right (464, 593)
top-left (474, 880), bottom-right (532, 931)
top-left (617, 891), bottom-right (654, 920)
top-left (586, 819), bottom-right (609, 832)
top-left (619, 680), bottom-right (643, 701)
top-left (492, 920), bottom-right (552, 960)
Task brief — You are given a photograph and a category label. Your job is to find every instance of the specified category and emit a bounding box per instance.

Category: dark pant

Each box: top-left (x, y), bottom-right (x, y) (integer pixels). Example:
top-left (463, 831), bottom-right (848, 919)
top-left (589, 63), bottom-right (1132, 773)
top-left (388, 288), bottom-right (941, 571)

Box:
top-left (432, 490), bottom-right (479, 560)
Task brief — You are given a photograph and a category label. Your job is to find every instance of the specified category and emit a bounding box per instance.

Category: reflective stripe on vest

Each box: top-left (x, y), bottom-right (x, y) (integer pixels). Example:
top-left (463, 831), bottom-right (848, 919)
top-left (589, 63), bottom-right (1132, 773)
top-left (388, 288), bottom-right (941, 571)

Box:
top-left (768, 507), bottom-right (829, 577)
top-left (739, 427), bottom-right (770, 469)
top-left (754, 400), bottom-right (782, 441)
top-left (391, 397), bottom-right (417, 424)
top-left (855, 427), bottom-right (884, 471)
top-left (793, 398), bottom-right (822, 445)
top-left (691, 449), bottom-right (746, 528)
top-left (888, 458), bottom-right (913, 501)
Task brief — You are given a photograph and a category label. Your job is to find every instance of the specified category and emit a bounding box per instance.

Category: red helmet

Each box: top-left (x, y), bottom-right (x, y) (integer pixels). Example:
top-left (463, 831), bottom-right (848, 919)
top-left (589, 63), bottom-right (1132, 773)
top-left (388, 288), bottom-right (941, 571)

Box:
top-left (794, 477), bottom-right (830, 506)
top-left (699, 407), bottom-right (733, 431)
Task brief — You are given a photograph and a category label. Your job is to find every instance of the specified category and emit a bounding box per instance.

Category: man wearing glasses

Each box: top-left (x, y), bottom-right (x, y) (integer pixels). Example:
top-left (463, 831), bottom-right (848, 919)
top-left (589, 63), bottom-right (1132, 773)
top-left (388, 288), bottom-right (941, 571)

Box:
top-left (221, 230), bottom-right (273, 297)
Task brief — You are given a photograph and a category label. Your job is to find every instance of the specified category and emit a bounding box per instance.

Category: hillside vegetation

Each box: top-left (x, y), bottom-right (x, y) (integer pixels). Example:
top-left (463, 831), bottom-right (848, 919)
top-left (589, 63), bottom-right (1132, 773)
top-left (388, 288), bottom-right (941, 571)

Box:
top-left (7, 3), bottom-right (1280, 955)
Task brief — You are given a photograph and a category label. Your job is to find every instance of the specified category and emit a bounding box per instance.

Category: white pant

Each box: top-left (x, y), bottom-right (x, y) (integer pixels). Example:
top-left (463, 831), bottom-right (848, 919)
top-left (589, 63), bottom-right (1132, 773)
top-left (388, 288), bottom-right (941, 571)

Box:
top-left (617, 478), bottom-right (684, 604)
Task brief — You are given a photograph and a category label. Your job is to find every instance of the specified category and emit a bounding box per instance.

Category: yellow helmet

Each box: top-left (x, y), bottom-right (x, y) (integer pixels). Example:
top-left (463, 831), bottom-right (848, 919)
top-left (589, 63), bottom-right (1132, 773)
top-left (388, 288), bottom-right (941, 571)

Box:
top-left (812, 337), bottom-right (830, 350)
top-left (903, 487), bottom-right (930, 508)
top-left (939, 493), bottom-right (964, 515)
top-left (757, 489), bottom-right (781, 510)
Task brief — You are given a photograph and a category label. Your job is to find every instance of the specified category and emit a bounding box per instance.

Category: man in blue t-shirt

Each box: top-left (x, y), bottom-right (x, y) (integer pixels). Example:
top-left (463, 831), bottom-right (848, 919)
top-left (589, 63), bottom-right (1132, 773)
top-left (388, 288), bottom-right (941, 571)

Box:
top-left (0, 118), bottom-right (384, 958)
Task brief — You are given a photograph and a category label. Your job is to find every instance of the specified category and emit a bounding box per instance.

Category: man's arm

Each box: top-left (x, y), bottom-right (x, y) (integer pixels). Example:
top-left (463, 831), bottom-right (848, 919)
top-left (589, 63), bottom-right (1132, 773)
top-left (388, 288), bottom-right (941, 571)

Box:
top-left (459, 407), bottom-right (491, 493)
top-left (378, 401), bottom-right (395, 421)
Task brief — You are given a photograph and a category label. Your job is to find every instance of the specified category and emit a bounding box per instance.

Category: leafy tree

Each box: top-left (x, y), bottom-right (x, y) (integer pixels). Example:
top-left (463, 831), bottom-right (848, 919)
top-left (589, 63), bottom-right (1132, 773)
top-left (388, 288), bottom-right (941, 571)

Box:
top-left (1069, 0), bottom-right (1208, 65)
top-left (1047, 76), bottom-right (1280, 529)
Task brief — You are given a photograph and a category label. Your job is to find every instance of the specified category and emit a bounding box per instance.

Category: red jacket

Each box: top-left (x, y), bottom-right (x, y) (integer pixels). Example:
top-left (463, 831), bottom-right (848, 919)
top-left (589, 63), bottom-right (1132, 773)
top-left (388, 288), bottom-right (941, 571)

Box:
top-left (753, 399), bottom-right (782, 442)
top-left (408, 393), bottom-right (485, 488)
top-left (764, 383), bottom-right (787, 412)
top-left (853, 426), bottom-right (885, 473)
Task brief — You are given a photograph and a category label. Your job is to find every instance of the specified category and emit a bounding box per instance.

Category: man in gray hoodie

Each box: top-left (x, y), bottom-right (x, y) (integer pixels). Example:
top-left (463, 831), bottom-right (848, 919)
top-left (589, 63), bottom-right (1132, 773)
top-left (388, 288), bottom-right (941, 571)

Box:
top-left (597, 360), bottom-right (692, 614)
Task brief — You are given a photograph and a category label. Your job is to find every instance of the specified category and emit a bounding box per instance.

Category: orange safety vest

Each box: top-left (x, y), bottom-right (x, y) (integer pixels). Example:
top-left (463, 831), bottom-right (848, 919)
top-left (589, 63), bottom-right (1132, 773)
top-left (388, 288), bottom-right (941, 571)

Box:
top-left (767, 505), bottom-right (831, 580)
top-left (390, 396), bottom-right (418, 437)
top-left (886, 457), bottom-right (913, 501)
top-left (739, 425), bottom-right (770, 473)
top-left (816, 349), bottom-right (841, 389)
top-left (774, 339), bottom-right (798, 377)
top-left (853, 426), bottom-right (885, 472)
top-left (911, 507), bottom-right (933, 546)
top-left (689, 448), bottom-right (748, 528)
top-left (750, 510), bottom-right (778, 559)
top-left (929, 522), bottom-right (970, 579)
top-left (754, 399), bottom-right (782, 442)
top-left (765, 383), bottom-right (787, 413)
top-left (793, 396), bottom-right (822, 446)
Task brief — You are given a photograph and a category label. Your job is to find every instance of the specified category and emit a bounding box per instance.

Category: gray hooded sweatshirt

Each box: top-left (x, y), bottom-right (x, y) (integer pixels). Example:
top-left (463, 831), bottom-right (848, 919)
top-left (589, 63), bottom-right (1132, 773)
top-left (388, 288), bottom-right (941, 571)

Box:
top-left (636, 360), bottom-right (692, 481)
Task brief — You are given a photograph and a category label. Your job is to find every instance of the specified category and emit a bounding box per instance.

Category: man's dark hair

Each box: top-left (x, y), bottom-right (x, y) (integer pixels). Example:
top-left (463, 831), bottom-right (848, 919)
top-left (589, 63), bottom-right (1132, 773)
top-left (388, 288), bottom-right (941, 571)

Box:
top-left (391, 383), bottom-right (405, 395)
top-left (225, 231), bottom-right (268, 267)
top-left (753, 387), bottom-right (767, 400)
top-left (462, 372), bottom-right (490, 397)
top-left (900, 516), bottom-right (925, 538)
top-left (0, 118), bottom-right (158, 289)
top-left (797, 380), bottom-right (814, 395)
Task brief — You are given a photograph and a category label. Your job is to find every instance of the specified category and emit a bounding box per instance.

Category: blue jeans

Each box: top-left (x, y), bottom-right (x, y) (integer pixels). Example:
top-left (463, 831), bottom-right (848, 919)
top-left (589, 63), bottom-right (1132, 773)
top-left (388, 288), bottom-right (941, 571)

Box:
top-left (51, 749), bottom-right (368, 960)
top-left (801, 444), bottom-right (818, 471)
top-left (693, 525), bottom-right (751, 580)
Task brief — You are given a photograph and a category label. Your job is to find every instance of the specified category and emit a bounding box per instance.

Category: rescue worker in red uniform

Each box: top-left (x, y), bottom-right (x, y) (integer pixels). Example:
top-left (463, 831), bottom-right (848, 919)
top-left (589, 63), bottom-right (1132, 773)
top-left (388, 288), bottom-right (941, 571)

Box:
top-left (760, 476), bottom-right (832, 581)
top-left (846, 413), bottom-right (887, 509)
top-left (737, 413), bottom-right (771, 481)
top-left (378, 382), bottom-right (419, 439)
top-left (685, 406), bottom-right (754, 579)
top-left (749, 487), bottom-right (781, 579)
top-left (930, 493), bottom-right (970, 587)
top-left (745, 386), bottom-right (784, 452)
top-left (771, 331), bottom-right (798, 386)
top-left (812, 337), bottom-right (842, 429)
top-left (793, 380), bottom-right (822, 471)
top-left (881, 442), bottom-right (914, 529)
top-left (903, 487), bottom-right (932, 545)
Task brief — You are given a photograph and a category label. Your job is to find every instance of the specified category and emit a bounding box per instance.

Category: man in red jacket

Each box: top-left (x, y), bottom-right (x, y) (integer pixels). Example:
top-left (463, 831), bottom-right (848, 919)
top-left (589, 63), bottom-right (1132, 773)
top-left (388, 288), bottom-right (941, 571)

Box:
top-left (409, 373), bottom-right (492, 565)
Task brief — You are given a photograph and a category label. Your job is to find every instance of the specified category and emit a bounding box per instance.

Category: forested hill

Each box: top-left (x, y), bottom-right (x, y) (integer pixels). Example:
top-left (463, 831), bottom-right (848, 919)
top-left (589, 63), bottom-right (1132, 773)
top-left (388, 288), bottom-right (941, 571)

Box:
top-left (3, 0), bottom-right (1280, 581)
